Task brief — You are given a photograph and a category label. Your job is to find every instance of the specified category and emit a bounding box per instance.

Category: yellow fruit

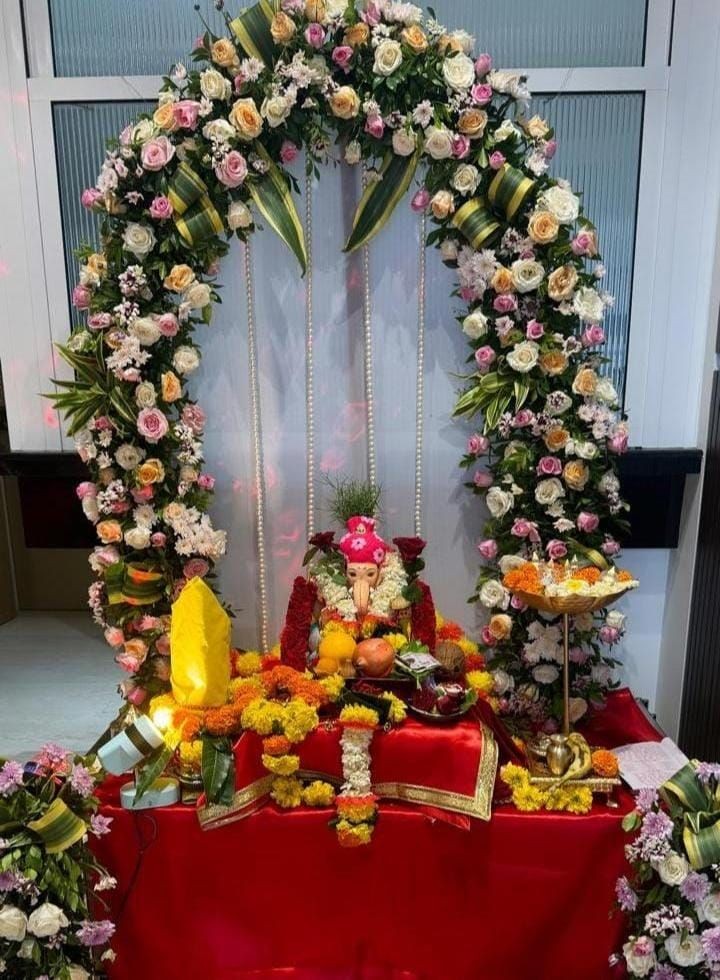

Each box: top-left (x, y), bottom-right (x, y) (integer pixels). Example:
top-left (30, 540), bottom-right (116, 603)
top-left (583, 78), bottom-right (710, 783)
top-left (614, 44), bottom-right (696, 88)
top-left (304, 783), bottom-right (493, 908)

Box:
top-left (316, 632), bottom-right (356, 675)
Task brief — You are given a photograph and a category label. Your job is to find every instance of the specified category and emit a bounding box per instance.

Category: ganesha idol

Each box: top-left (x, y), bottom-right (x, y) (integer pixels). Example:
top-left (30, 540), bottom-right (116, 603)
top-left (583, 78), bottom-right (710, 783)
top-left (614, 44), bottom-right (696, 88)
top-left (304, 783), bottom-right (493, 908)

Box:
top-left (280, 511), bottom-right (437, 679)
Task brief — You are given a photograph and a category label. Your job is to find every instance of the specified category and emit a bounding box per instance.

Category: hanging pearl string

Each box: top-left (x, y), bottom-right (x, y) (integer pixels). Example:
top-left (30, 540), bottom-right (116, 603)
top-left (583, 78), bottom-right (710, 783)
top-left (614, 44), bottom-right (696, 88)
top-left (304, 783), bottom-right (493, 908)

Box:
top-left (361, 168), bottom-right (377, 487)
top-left (304, 167), bottom-right (316, 539)
top-left (414, 212), bottom-right (427, 537)
top-left (244, 239), bottom-right (270, 653)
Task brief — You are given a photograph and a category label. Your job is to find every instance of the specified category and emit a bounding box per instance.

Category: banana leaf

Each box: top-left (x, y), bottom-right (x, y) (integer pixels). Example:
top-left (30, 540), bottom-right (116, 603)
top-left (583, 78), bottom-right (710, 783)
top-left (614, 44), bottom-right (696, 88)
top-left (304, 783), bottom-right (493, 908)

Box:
top-left (344, 148), bottom-right (420, 254)
top-left (248, 143), bottom-right (307, 274)
top-left (202, 737), bottom-right (236, 806)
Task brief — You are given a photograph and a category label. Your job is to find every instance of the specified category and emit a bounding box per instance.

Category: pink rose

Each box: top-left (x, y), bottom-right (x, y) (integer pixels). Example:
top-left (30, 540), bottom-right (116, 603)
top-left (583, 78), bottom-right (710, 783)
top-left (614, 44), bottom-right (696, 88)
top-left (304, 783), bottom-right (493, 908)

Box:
top-left (468, 433), bottom-right (489, 455)
top-left (480, 626), bottom-right (496, 647)
top-left (126, 686), bottom-right (147, 706)
top-left (363, 0), bottom-right (382, 26)
top-left (475, 53), bottom-right (492, 75)
top-left (119, 125), bottom-right (133, 145)
top-left (471, 83), bottom-right (492, 105)
top-left (365, 114), bottom-right (385, 139)
top-left (156, 633), bottom-right (171, 656)
top-left (280, 140), bottom-right (299, 164)
top-left (72, 285), bottom-right (91, 310)
top-left (474, 345), bottom-right (496, 373)
top-left (599, 625), bottom-right (620, 645)
top-left (154, 657), bottom-right (171, 681)
top-left (459, 286), bottom-right (477, 303)
top-left (81, 188), bottom-right (103, 209)
top-left (157, 312), bottom-right (179, 337)
top-left (87, 312), bottom-right (113, 330)
top-left (546, 539), bottom-right (567, 560)
top-left (576, 511), bottom-right (599, 533)
top-left (149, 195), bottom-right (173, 220)
top-left (94, 546), bottom-right (120, 567)
top-left (477, 539), bottom-right (498, 560)
top-left (282, 0), bottom-right (304, 11)
top-left (571, 230), bottom-right (596, 256)
top-left (543, 139), bottom-right (557, 160)
top-left (510, 594), bottom-right (527, 611)
top-left (569, 645), bottom-right (590, 665)
top-left (137, 614), bottom-right (161, 632)
top-left (488, 151), bottom-right (506, 170)
top-left (305, 23), bottom-right (325, 47)
top-left (109, 500), bottom-right (131, 514)
top-left (473, 470), bottom-right (493, 488)
top-left (104, 627), bottom-right (125, 648)
top-left (493, 294), bottom-right (517, 314)
top-left (452, 134), bottom-right (471, 159)
top-left (115, 652), bottom-right (142, 674)
top-left (608, 425), bottom-right (629, 454)
top-left (601, 536), bottom-right (621, 557)
top-left (172, 100), bottom-right (201, 130)
top-left (120, 368), bottom-right (141, 383)
top-left (76, 481), bottom-right (97, 500)
top-left (512, 409), bottom-right (534, 428)
top-left (581, 324), bottom-right (605, 346)
top-left (411, 188), bottom-right (430, 212)
top-left (197, 473), bottom-right (216, 490)
top-left (151, 532), bottom-right (167, 548)
top-left (137, 407), bottom-right (169, 444)
top-left (184, 558), bottom-right (210, 579)
top-left (93, 415), bottom-right (113, 430)
top-left (182, 403), bottom-right (206, 434)
top-left (131, 486), bottom-right (155, 503)
top-left (140, 136), bottom-right (176, 171)
top-left (332, 45), bottom-right (353, 70)
top-left (215, 150), bottom-right (248, 188)
top-left (511, 518), bottom-right (534, 538)
top-left (526, 319), bottom-right (544, 340)
top-left (537, 456), bottom-right (562, 476)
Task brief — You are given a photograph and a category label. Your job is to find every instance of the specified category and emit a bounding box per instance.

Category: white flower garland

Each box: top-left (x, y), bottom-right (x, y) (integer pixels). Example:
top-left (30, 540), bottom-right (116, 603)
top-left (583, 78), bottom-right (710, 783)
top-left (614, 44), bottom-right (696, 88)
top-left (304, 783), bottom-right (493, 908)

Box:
top-left (340, 727), bottom-right (374, 797)
top-left (312, 550), bottom-right (408, 621)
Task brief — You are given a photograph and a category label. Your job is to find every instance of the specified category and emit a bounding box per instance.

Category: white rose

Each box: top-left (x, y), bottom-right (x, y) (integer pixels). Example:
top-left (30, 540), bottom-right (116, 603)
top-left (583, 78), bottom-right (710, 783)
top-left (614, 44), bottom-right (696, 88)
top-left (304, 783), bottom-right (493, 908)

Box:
top-left (462, 311), bottom-right (488, 340)
top-left (130, 316), bottom-right (161, 346)
top-left (599, 470), bottom-right (620, 495)
top-left (591, 664), bottom-right (613, 686)
top-left (227, 200), bottom-right (253, 230)
top-left (492, 668), bottom-right (514, 695)
top-left (498, 554), bottom-right (526, 574)
top-left (532, 664), bottom-right (559, 684)
top-left (0, 906), bottom-right (28, 942)
top-left (697, 891), bottom-right (720, 925)
top-left (81, 496), bottom-right (99, 523)
top-left (173, 345), bottom-right (200, 375)
top-left (573, 287), bottom-right (605, 322)
top-left (488, 70), bottom-right (521, 94)
top-left (540, 185), bottom-right (580, 224)
top-left (17, 938), bottom-right (35, 959)
top-left (392, 128), bottom-right (417, 157)
top-left (440, 239), bottom-right (459, 263)
top-left (115, 444), bottom-right (144, 470)
top-left (574, 612), bottom-right (594, 633)
top-left (373, 39), bottom-right (403, 76)
top-left (442, 53), bottom-right (475, 91)
top-left (448, 29), bottom-right (474, 53)
top-left (535, 478), bottom-right (565, 507)
top-left (595, 378), bottom-right (618, 405)
top-left (200, 68), bottom-right (231, 101)
top-left (574, 441), bottom-right (599, 459)
top-left (125, 526), bottom-right (151, 550)
top-left (27, 903), bottom-right (69, 939)
top-left (656, 851), bottom-right (689, 887)
top-left (664, 933), bottom-right (704, 968)
top-left (68, 967), bottom-right (91, 980)
top-left (506, 340), bottom-right (540, 374)
top-left (184, 282), bottom-right (212, 309)
top-left (486, 486), bottom-right (514, 518)
top-left (569, 697), bottom-right (588, 724)
top-left (545, 392), bottom-right (573, 416)
top-left (622, 938), bottom-right (656, 978)
top-left (511, 259), bottom-right (545, 293)
top-left (479, 579), bottom-right (509, 610)
top-left (326, 0), bottom-right (349, 17)
top-left (202, 118), bottom-right (236, 143)
top-left (131, 119), bottom-right (155, 144)
top-left (345, 140), bottom-right (362, 165)
top-left (606, 610), bottom-right (625, 629)
top-left (261, 93), bottom-right (293, 128)
top-left (423, 125), bottom-right (454, 160)
top-left (134, 382), bottom-right (157, 408)
top-left (451, 164), bottom-right (480, 196)
top-left (492, 119), bottom-right (520, 143)
top-left (122, 222), bottom-right (156, 259)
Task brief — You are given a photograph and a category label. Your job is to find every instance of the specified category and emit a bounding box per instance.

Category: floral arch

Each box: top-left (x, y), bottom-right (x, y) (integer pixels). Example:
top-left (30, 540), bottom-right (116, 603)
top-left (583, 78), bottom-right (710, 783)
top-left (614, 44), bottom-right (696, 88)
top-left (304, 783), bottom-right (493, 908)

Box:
top-left (54, 0), bottom-right (629, 728)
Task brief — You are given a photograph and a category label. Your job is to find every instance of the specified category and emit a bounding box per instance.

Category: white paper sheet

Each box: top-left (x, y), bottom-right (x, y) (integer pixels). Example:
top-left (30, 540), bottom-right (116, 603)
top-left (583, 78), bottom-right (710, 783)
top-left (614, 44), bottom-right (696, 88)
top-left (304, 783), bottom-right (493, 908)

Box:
top-left (612, 737), bottom-right (689, 790)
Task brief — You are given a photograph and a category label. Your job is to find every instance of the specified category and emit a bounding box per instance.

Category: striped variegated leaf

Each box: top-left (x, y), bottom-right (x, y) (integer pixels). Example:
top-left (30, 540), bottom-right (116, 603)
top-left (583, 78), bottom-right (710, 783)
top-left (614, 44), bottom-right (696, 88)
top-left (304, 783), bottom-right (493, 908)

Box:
top-left (344, 149), bottom-right (420, 254)
top-left (248, 144), bottom-right (307, 274)
top-left (230, 0), bottom-right (280, 66)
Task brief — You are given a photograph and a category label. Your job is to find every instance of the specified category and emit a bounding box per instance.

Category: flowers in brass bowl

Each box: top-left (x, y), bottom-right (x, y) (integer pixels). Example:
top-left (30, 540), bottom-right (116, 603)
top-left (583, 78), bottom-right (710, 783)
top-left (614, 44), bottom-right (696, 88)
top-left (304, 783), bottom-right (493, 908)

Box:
top-left (502, 559), bottom-right (638, 614)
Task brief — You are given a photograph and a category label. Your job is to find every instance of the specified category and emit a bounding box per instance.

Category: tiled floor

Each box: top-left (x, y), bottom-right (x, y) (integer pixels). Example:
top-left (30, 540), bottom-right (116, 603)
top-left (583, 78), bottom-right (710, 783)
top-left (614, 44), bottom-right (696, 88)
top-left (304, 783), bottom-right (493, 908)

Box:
top-left (0, 612), bottom-right (121, 761)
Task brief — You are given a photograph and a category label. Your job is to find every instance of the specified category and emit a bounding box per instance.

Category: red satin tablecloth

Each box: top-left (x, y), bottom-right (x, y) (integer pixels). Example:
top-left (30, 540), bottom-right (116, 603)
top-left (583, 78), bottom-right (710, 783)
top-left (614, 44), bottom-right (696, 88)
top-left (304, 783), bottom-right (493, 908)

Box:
top-left (93, 688), bottom-right (660, 980)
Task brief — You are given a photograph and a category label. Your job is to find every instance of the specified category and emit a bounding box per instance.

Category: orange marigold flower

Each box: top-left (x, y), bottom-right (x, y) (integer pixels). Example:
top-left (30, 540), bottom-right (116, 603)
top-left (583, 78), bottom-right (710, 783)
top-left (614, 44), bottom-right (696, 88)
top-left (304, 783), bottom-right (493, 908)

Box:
top-left (575, 566), bottom-right (601, 584)
top-left (263, 734), bottom-right (292, 756)
top-left (617, 569), bottom-right (634, 582)
top-left (591, 749), bottom-right (620, 778)
top-left (205, 704), bottom-right (242, 737)
top-left (464, 652), bottom-right (486, 672)
top-left (260, 664), bottom-right (328, 709)
top-left (437, 621), bottom-right (463, 642)
top-left (503, 564), bottom-right (542, 594)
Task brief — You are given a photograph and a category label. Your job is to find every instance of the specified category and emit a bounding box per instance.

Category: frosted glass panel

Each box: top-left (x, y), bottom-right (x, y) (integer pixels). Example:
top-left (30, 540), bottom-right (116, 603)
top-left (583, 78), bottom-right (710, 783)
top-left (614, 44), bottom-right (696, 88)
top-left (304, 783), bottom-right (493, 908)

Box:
top-left (49, 1), bottom-right (227, 77)
top-left (48, 0), bottom-right (647, 76)
top-left (531, 92), bottom-right (644, 400)
top-left (53, 101), bottom-right (153, 329)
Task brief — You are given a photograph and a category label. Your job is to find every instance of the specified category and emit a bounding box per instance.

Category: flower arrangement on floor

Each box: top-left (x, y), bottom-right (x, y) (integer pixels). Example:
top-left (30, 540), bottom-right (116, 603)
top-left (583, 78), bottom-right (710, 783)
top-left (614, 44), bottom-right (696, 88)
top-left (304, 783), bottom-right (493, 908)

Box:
top-left (616, 762), bottom-right (720, 978)
top-left (499, 749), bottom-right (619, 816)
top-left (49, 0), bottom-right (629, 731)
top-left (0, 747), bottom-right (115, 978)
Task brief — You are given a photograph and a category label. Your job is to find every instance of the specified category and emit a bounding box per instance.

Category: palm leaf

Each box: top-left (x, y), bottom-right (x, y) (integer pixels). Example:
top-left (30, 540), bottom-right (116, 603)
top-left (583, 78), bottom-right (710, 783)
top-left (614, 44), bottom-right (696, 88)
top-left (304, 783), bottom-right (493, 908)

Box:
top-left (344, 149), bottom-right (420, 254)
top-left (248, 144), bottom-right (307, 274)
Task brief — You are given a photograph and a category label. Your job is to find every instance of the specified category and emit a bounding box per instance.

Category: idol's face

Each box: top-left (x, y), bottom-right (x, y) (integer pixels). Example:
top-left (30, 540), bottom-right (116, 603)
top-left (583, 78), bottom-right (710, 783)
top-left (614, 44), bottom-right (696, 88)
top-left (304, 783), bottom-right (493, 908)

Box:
top-left (346, 562), bottom-right (381, 589)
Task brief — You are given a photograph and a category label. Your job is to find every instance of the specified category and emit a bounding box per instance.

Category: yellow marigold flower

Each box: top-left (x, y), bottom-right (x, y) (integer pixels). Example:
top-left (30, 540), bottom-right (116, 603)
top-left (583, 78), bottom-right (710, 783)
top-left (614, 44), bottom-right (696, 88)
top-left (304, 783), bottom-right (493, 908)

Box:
top-left (235, 651), bottom-right (262, 677)
top-left (319, 674), bottom-right (345, 702)
top-left (302, 781), bottom-right (336, 807)
top-left (500, 763), bottom-right (530, 791)
top-left (512, 784), bottom-right (547, 812)
top-left (549, 785), bottom-right (593, 814)
top-left (339, 705), bottom-right (380, 728)
top-left (381, 691), bottom-right (407, 724)
top-left (270, 775), bottom-right (303, 809)
top-left (336, 819), bottom-right (373, 846)
top-left (241, 698), bottom-right (284, 736)
top-left (229, 676), bottom-right (263, 698)
top-left (178, 739), bottom-right (203, 767)
top-left (457, 637), bottom-right (479, 656)
top-left (262, 753), bottom-right (300, 776)
top-left (384, 633), bottom-right (409, 652)
top-left (282, 698), bottom-right (320, 743)
top-left (466, 670), bottom-right (495, 695)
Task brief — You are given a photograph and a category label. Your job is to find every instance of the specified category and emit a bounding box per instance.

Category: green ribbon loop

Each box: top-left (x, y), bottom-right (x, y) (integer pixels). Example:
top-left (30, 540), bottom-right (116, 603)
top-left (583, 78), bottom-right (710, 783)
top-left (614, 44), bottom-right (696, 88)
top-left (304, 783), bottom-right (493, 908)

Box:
top-left (487, 163), bottom-right (536, 220)
top-left (168, 162), bottom-right (224, 246)
top-left (27, 798), bottom-right (87, 855)
top-left (230, 0), bottom-right (280, 66)
top-left (451, 197), bottom-right (501, 250)
top-left (662, 762), bottom-right (720, 870)
top-left (105, 561), bottom-right (166, 607)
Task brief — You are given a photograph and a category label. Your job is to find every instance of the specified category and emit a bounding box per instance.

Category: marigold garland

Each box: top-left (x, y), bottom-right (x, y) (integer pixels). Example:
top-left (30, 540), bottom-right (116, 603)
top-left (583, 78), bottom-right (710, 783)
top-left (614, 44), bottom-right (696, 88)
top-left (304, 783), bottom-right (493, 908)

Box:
top-left (500, 762), bottom-right (593, 815)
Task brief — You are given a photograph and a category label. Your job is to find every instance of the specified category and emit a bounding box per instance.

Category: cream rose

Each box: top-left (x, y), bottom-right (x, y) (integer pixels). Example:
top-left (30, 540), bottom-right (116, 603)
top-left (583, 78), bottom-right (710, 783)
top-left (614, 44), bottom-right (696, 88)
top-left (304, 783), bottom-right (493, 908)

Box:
top-left (547, 264), bottom-right (578, 301)
top-left (200, 68), bottom-right (231, 101)
top-left (68, 966), bottom-right (91, 980)
top-left (134, 382), bottom-right (157, 409)
top-left (329, 86), bottom-right (360, 120)
top-left (173, 346), bottom-right (200, 375)
top-left (122, 222), bottom-right (156, 259)
top-left (262, 93), bottom-right (294, 128)
top-left (202, 118), bottom-right (235, 143)
top-left (440, 239), bottom-right (459, 263)
top-left (697, 891), bottom-right (720, 924)
top-left (423, 125), bottom-right (454, 160)
top-left (442, 53), bottom-right (475, 91)
top-left (656, 851), bottom-right (689, 887)
top-left (493, 119), bottom-right (520, 143)
top-left (184, 281), bottom-right (212, 309)
top-left (326, 0), bottom-right (348, 16)
top-left (131, 119), bottom-right (155, 144)
top-left (115, 444), bottom-right (144, 470)
top-left (664, 933), bottom-right (703, 968)
top-left (595, 377), bottom-right (618, 405)
top-left (524, 115), bottom-right (550, 139)
top-left (528, 210), bottom-right (559, 245)
top-left (374, 39), bottom-right (403, 76)
top-left (430, 189), bottom-right (455, 220)
top-left (573, 287), bottom-right (605, 322)
top-left (463, 311), bottom-right (488, 339)
top-left (451, 164), bottom-right (480, 196)
top-left (506, 340), bottom-right (539, 374)
top-left (345, 140), bottom-right (361, 164)
top-left (392, 128), bottom-right (417, 156)
top-left (492, 669), bottom-right (514, 695)
top-left (540, 184), bottom-right (580, 223)
top-left (164, 263), bottom-right (195, 292)
top-left (0, 906), bottom-right (27, 942)
top-left (479, 579), bottom-right (509, 610)
top-left (130, 317), bottom-right (161, 346)
top-left (511, 259), bottom-right (545, 293)
top-left (125, 526), bottom-right (151, 550)
top-left (535, 478), bottom-right (565, 507)
top-left (229, 98), bottom-right (263, 140)
top-left (486, 486), bottom-right (514, 518)
top-left (227, 200), bottom-right (253, 230)
top-left (27, 903), bottom-right (70, 939)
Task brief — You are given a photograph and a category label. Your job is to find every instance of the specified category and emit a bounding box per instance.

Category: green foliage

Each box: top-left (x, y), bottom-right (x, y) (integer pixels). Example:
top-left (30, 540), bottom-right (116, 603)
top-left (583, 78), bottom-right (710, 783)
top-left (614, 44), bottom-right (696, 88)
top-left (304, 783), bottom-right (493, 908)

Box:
top-left (324, 475), bottom-right (382, 526)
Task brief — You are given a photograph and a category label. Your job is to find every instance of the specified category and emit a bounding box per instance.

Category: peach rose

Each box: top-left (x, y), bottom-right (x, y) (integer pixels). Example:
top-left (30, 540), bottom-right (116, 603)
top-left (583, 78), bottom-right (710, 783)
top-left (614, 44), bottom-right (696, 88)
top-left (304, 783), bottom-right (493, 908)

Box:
top-left (491, 266), bottom-right (515, 294)
top-left (211, 38), bottom-right (239, 69)
top-left (528, 210), bottom-right (560, 245)
top-left (431, 189), bottom-right (455, 219)
top-left (97, 520), bottom-right (122, 544)
top-left (547, 264), bottom-right (578, 301)
top-left (86, 253), bottom-right (107, 278)
top-left (545, 426), bottom-right (570, 452)
top-left (524, 115), bottom-right (550, 139)
top-left (401, 25), bottom-right (427, 52)
top-left (161, 371), bottom-right (182, 403)
top-left (136, 459), bottom-right (165, 486)
top-left (437, 34), bottom-right (464, 54)
top-left (164, 264), bottom-right (195, 292)
top-left (540, 350), bottom-right (568, 376)
top-left (572, 367), bottom-right (598, 397)
top-left (229, 98), bottom-right (263, 140)
top-left (305, 0), bottom-right (326, 22)
top-left (563, 460), bottom-right (590, 491)
top-left (488, 613), bottom-right (513, 641)
top-left (344, 23), bottom-right (369, 47)
top-left (458, 108), bottom-right (488, 139)
top-left (153, 101), bottom-right (178, 132)
top-left (124, 638), bottom-right (149, 662)
top-left (271, 11), bottom-right (296, 43)
top-left (329, 86), bottom-right (360, 119)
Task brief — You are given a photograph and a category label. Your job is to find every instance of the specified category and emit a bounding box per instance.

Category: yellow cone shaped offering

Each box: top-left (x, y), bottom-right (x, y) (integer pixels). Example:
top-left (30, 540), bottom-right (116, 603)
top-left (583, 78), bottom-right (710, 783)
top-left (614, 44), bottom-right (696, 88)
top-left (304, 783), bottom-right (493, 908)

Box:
top-left (170, 577), bottom-right (231, 707)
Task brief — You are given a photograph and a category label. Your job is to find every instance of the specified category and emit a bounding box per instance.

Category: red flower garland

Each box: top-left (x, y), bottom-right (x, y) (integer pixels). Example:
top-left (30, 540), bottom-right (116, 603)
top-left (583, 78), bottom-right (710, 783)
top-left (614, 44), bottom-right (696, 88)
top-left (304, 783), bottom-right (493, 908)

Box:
top-left (280, 576), bottom-right (318, 671)
top-left (411, 580), bottom-right (437, 653)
